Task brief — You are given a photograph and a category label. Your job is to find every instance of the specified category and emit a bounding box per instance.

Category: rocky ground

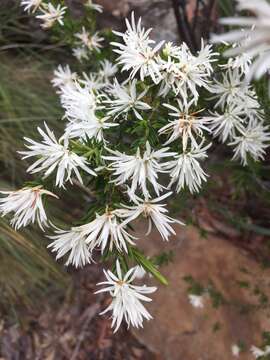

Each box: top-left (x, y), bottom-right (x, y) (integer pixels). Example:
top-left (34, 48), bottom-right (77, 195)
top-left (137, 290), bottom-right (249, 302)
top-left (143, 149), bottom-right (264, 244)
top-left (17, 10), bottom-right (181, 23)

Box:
top-left (2, 222), bottom-right (270, 359)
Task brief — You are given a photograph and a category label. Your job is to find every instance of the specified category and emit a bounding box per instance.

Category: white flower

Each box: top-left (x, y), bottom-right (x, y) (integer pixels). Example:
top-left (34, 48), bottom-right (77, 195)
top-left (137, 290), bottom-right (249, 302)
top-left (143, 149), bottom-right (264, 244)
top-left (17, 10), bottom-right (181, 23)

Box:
top-left (80, 72), bottom-right (105, 91)
top-left (160, 100), bottom-right (211, 150)
top-left (209, 103), bottom-right (246, 143)
top-left (211, 69), bottom-right (252, 110)
top-left (112, 12), bottom-right (164, 84)
top-left (36, 3), bottom-right (66, 29)
top-left (60, 81), bottom-right (98, 121)
top-left (82, 208), bottom-right (136, 253)
top-left (165, 141), bottom-right (211, 194)
top-left (229, 120), bottom-right (270, 165)
top-left (120, 192), bottom-right (184, 241)
top-left (159, 40), bottom-right (216, 100)
top-left (212, 0), bottom-right (270, 82)
top-left (75, 28), bottom-right (104, 52)
top-left (232, 344), bottom-right (241, 357)
top-left (0, 186), bottom-right (57, 230)
top-left (51, 65), bottom-right (77, 89)
top-left (219, 35), bottom-right (253, 75)
top-left (250, 345), bottom-right (270, 359)
top-left (103, 142), bottom-right (175, 198)
top-left (224, 52), bottom-right (252, 76)
top-left (19, 123), bottom-right (96, 188)
top-left (105, 79), bottom-right (151, 120)
top-left (65, 116), bottom-right (118, 142)
top-left (95, 260), bottom-right (157, 332)
top-left (188, 294), bottom-right (204, 308)
top-left (21, 0), bottom-right (42, 13)
top-left (48, 226), bottom-right (94, 268)
top-left (72, 47), bottom-right (89, 62)
top-left (85, 0), bottom-right (103, 13)
top-left (100, 60), bottom-right (118, 80)
top-left (60, 81), bottom-right (117, 142)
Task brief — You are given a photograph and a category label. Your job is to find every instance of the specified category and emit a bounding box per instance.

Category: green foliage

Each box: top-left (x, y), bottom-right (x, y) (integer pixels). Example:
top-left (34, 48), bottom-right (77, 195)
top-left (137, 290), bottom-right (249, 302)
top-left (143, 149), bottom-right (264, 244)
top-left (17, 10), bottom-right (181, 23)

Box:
top-left (0, 213), bottom-right (67, 311)
top-left (0, 53), bottom-right (67, 313)
top-left (217, 0), bottom-right (234, 16)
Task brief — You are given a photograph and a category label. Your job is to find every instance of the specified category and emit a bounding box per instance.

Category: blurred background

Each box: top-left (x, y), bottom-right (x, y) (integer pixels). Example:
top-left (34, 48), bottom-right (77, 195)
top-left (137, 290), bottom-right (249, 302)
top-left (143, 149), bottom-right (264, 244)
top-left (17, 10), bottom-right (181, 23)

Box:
top-left (0, 1), bottom-right (270, 359)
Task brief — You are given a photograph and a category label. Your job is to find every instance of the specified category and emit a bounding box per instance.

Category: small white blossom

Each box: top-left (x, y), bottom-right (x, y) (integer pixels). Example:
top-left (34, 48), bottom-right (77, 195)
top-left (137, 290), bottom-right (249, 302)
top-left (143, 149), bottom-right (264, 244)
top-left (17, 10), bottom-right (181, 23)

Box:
top-left (51, 65), bottom-right (77, 89)
top-left (36, 3), bottom-right (66, 29)
top-left (188, 294), bottom-right (204, 308)
top-left (19, 123), bottom-right (96, 187)
top-left (72, 47), bottom-right (89, 62)
top-left (225, 52), bottom-right (252, 76)
top-left (0, 186), bottom-right (57, 230)
top-left (103, 142), bottom-right (175, 198)
top-left (48, 226), bottom-right (94, 268)
top-left (251, 345), bottom-right (270, 359)
top-left (21, 0), bottom-right (42, 13)
top-left (80, 72), bottom-right (105, 91)
top-left (95, 260), bottom-right (157, 332)
top-left (211, 69), bottom-right (256, 110)
top-left (82, 208), bottom-right (136, 253)
top-left (60, 81), bottom-right (117, 142)
top-left (159, 40), bottom-right (216, 101)
top-left (75, 27), bottom-right (104, 52)
top-left (85, 0), bottom-right (103, 13)
top-left (160, 100), bottom-right (211, 150)
top-left (219, 35), bottom-right (253, 76)
top-left (212, 0), bottom-right (270, 83)
top-left (232, 344), bottom-right (241, 357)
top-left (65, 116), bottom-right (118, 143)
top-left (209, 103), bottom-right (246, 143)
top-left (100, 60), bottom-right (118, 80)
top-left (120, 192), bottom-right (184, 241)
top-left (112, 12), bottom-right (164, 84)
top-left (165, 141), bottom-right (211, 194)
top-left (229, 120), bottom-right (270, 165)
top-left (60, 81), bottom-right (98, 122)
top-left (105, 79), bottom-right (151, 120)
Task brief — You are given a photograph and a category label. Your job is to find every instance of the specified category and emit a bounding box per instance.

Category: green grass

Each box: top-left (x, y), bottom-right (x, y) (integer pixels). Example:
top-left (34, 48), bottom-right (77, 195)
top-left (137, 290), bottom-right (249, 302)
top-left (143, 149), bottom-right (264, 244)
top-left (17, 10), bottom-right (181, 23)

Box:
top-left (0, 53), bottom-right (69, 313)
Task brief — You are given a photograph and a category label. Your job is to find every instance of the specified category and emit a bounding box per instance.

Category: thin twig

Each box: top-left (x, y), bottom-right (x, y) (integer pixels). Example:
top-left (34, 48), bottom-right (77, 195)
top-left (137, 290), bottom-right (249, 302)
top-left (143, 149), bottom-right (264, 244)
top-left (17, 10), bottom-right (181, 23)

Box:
top-left (70, 303), bottom-right (100, 360)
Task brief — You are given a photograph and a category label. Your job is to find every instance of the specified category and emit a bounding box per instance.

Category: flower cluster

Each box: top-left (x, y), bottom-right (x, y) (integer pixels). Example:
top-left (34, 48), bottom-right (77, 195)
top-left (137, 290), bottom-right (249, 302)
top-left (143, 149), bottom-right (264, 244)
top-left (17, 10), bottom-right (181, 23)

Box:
top-left (3, 10), bottom-right (270, 332)
top-left (209, 55), bottom-right (270, 165)
top-left (21, 0), bottom-right (67, 29)
top-left (212, 0), bottom-right (270, 87)
top-left (73, 27), bottom-right (104, 62)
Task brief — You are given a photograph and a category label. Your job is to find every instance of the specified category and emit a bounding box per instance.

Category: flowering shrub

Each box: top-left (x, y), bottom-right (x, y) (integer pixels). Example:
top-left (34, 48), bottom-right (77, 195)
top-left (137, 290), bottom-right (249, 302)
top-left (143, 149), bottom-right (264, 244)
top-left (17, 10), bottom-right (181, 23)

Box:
top-left (1, 0), bottom-right (270, 332)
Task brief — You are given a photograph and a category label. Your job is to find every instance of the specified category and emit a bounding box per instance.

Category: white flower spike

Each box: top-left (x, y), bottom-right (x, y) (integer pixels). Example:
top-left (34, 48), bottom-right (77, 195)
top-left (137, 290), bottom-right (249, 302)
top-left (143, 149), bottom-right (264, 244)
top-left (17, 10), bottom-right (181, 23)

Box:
top-left (103, 142), bottom-right (175, 198)
top-left (165, 141), bottom-right (211, 194)
top-left (160, 100), bottom-right (211, 151)
top-left (36, 3), bottom-right (66, 29)
top-left (75, 28), bottom-right (104, 53)
top-left (105, 79), bottom-right (151, 120)
top-left (112, 12), bottom-right (164, 84)
top-left (120, 192), bottom-right (184, 241)
top-left (82, 208), bottom-right (136, 253)
top-left (229, 121), bottom-right (270, 165)
top-left (0, 186), bottom-right (57, 230)
top-left (19, 123), bottom-right (96, 188)
top-left (212, 0), bottom-right (270, 83)
top-left (51, 65), bottom-right (77, 90)
top-left (96, 260), bottom-right (157, 332)
top-left (21, 0), bottom-right (42, 13)
top-left (48, 226), bottom-right (94, 268)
